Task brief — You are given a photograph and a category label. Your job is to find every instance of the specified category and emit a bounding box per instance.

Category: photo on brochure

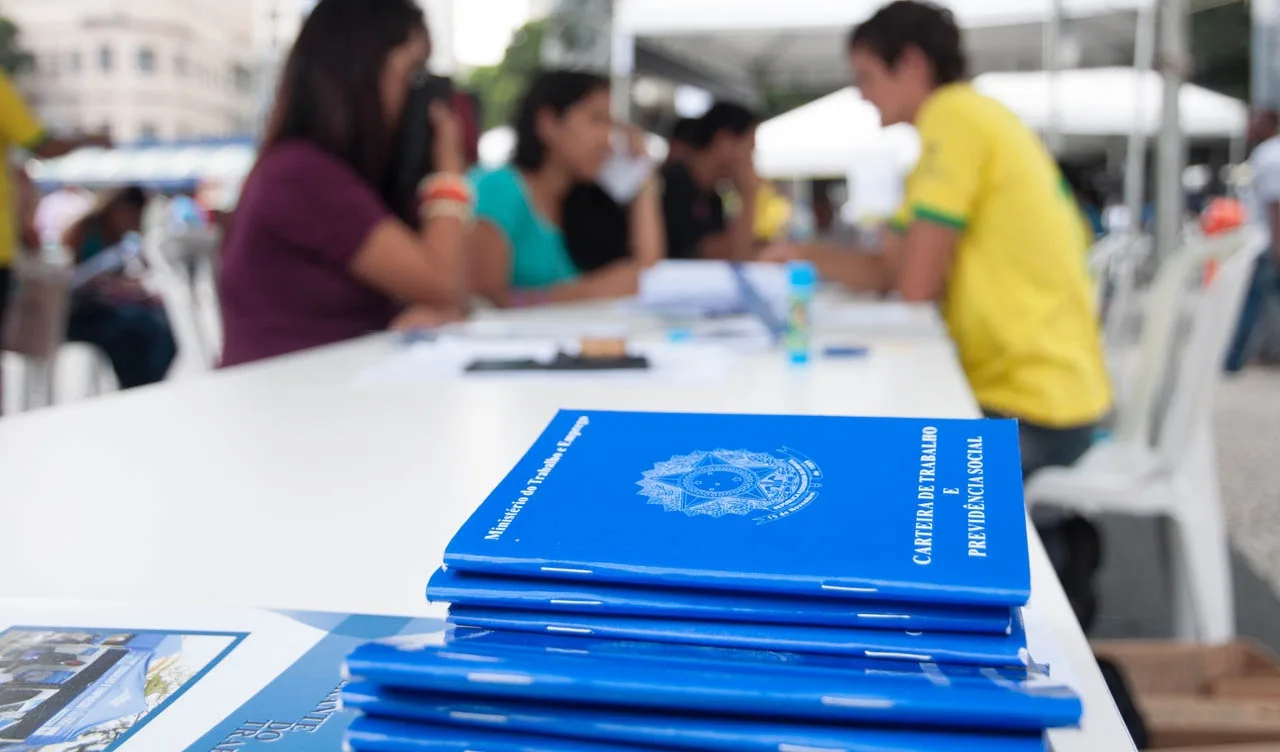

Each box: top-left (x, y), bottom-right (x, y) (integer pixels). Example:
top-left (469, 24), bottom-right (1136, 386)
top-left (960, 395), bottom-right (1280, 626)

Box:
top-left (0, 626), bottom-right (245, 750)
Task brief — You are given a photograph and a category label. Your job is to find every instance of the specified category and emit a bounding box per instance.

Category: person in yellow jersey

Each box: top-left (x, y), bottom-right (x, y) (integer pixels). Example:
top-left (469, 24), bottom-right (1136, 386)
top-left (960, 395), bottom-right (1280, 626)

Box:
top-left (0, 70), bottom-right (111, 413)
top-left (767, 0), bottom-right (1111, 481)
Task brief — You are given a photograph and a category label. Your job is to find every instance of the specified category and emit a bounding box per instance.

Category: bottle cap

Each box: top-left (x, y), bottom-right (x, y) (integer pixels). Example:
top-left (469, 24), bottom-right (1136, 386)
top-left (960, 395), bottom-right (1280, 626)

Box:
top-left (788, 260), bottom-right (818, 288)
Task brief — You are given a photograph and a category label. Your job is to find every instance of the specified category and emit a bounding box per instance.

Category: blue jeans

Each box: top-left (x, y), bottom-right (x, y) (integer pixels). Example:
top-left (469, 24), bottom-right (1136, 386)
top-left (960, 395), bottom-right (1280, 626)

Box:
top-left (1226, 254), bottom-right (1280, 373)
top-left (67, 299), bottom-right (176, 389)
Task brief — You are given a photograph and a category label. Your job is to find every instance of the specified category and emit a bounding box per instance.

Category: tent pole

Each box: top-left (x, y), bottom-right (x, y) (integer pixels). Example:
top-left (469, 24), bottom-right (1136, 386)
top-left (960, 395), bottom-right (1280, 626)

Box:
top-left (1044, 0), bottom-right (1065, 154)
top-left (609, 0), bottom-right (634, 121)
top-left (1254, 0), bottom-right (1280, 110)
top-left (1155, 0), bottom-right (1188, 261)
top-left (1123, 4), bottom-right (1156, 236)
top-left (610, 28), bottom-right (635, 122)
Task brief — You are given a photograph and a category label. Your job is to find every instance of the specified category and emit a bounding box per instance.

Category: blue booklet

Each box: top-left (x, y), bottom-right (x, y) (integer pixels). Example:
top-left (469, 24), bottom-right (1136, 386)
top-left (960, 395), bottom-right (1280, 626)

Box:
top-left (427, 568), bottom-right (1014, 634)
top-left (446, 606), bottom-right (1030, 667)
top-left (443, 626), bottom-right (1047, 680)
top-left (445, 411), bottom-right (1028, 607)
top-left (346, 716), bottom-right (649, 752)
top-left (343, 638), bottom-right (1081, 732)
top-left (343, 683), bottom-right (1049, 752)
top-left (443, 625), bottom-right (1045, 679)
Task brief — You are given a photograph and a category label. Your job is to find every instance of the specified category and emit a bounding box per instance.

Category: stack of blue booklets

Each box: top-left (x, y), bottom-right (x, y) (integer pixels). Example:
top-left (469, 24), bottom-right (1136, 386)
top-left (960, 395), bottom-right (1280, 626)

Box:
top-left (343, 410), bottom-right (1082, 751)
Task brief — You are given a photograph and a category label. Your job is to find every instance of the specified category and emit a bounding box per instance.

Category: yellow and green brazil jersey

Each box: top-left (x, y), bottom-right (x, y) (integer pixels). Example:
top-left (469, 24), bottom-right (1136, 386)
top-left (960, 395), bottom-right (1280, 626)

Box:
top-left (0, 72), bottom-right (46, 266)
top-left (893, 83), bottom-right (1111, 428)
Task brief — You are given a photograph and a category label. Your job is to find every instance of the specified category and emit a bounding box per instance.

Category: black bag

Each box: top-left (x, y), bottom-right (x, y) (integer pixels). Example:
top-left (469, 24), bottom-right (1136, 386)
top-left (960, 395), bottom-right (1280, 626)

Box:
top-left (1037, 514), bottom-right (1103, 632)
top-left (1096, 656), bottom-right (1150, 749)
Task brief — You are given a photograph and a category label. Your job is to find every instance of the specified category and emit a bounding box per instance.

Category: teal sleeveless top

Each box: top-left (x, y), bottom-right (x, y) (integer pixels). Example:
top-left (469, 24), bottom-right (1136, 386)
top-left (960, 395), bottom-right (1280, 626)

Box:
top-left (470, 165), bottom-right (579, 289)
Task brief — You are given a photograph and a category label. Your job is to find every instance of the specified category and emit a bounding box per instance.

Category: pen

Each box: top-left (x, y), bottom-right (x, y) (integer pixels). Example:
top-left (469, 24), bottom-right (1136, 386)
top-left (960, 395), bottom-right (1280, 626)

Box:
top-left (823, 345), bottom-right (870, 359)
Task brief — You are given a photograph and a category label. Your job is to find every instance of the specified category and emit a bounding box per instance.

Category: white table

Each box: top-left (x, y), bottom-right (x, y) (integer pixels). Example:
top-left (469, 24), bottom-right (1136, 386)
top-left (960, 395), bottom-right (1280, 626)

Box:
top-left (0, 307), bottom-right (1133, 751)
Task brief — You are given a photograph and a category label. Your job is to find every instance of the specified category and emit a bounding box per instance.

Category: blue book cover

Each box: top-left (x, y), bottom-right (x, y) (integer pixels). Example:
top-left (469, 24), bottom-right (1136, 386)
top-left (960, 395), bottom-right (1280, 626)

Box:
top-left (442, 626), bottom-right (1046, 680)
top-left (346, 716), bottom-right (655, 752)
top-left (427, 568), bottom-right (1014, 634)
top-left (444, 411), bottom-right (1028, 607)
top-left (343, 683), bottom-right (1049, 752)
top-left (342, 639), bottom-right (1081, 733)
top-left (446, 606), bottom-right (1030, 668)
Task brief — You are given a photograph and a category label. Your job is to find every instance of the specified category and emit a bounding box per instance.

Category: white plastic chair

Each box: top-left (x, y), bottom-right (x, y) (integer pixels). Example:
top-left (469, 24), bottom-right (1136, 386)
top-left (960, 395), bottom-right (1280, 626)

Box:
top-left (1092, 232), bottom-right (1152, 347)
top-left (1026, 226), bottom-right (1267, 643)
top-left (148, 226), bottom-right (223, 370)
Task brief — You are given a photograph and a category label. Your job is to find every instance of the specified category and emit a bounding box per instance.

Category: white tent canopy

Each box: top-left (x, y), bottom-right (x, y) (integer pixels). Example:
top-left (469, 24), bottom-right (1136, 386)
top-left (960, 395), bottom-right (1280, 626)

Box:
top-left (615, 0), bottom-right (1164, 93)
top-left (755, 89), bottom-right (919, 179)
top-left (28, 141), bottom-right (257, 190)
top-left (754, 68), bottom-right (1247, 179)
top-left (975, 68), bottom-right (1246, 138)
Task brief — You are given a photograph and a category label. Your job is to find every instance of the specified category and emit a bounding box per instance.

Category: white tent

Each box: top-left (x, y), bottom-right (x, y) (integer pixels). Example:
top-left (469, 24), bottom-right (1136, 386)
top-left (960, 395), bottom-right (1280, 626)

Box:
top-left (28, 141), bottom-right (258, 191)
top-left (755, 88), bottom-right (919, 179)
top-left (615, 0), bottom-right (1165, 94)
top-left (975, 68), bottom-right (1247, 138)
top-left (754, 68), bottom-right (1246, 179)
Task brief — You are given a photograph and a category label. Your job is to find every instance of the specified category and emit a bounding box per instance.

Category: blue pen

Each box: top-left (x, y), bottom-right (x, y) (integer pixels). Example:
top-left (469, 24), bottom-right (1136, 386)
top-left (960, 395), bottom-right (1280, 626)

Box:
top-left (399, 329), bottom-right (440, 344)
top-left (823, 345), bottom-right (870, 358)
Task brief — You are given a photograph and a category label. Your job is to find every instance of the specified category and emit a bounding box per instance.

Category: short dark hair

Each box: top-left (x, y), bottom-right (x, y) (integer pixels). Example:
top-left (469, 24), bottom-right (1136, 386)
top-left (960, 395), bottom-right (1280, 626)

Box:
top-left (689, 102), bottom-right (759, 150)
top-left (111, 185), bottom-right (147, 211)
top-left (848, 1), bottom-right (967, 86)
top-left (668, 117), bottom-right (701, 146)
top-left (262, 0), bottom-right (428, 194)
top-left (513, 70), bottom-right (610, 171)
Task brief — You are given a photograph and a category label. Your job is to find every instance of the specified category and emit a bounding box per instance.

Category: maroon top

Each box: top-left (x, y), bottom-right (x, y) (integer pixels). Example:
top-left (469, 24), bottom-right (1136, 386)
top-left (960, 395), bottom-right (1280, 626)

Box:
top-left (219, 140), bottom-right (397, 367)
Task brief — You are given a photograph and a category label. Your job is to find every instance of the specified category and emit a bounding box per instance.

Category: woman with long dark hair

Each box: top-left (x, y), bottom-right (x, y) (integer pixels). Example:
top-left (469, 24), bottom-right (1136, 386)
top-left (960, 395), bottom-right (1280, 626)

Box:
top-left (218, 0), bottom-right (469, 367)
top-left (467, 70), bottom-right (664, 307)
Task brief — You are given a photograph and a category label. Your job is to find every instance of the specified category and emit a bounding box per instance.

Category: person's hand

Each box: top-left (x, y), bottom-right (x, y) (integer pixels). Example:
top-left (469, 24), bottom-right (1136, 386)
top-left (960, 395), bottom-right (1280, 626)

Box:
top-left (429, 100), bottom-right (466, 176)
top-left (731, 151), bottom-right (763, 195)
top-left (390, 304), bottom-right (466, 332)
top-left (587, 261), bottom-right (641, 299)
top-left (758, 242), bottom-right (808, 264)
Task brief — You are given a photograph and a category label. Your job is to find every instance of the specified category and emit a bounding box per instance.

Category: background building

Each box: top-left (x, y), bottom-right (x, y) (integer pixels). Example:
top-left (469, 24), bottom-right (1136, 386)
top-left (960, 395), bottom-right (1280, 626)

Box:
top-left (1, 0), bottom-right (257, 141)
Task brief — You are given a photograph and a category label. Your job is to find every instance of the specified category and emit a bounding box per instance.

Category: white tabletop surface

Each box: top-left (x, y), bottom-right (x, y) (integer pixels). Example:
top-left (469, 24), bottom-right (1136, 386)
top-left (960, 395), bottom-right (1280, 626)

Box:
top-left (0, 303), bottom-right (1133, 751)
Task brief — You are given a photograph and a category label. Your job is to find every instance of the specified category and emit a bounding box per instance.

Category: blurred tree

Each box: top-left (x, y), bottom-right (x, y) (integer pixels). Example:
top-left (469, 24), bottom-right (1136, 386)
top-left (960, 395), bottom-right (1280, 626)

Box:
top-left (1191, 1), bottom-right (1249, 101)
top-left (0, 17), bottom-right (33, 76)
top-left (760, 89), bottom-right (823, 120)
top-left (465, 20), bottom-right (547, 131)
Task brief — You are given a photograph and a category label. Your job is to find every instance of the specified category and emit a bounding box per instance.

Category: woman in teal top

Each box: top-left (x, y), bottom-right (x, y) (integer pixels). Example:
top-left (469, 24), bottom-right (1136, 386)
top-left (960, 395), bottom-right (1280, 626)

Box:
top-left (468, 70), bottom-right (664, 307)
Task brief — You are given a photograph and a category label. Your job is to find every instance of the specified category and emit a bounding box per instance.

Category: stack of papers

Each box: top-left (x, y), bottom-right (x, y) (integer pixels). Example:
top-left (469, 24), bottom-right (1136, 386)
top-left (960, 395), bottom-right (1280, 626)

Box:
top-left (637, 260), bottom-right (789, 320)
top-left (342, 410), bottom-right (1082, 752)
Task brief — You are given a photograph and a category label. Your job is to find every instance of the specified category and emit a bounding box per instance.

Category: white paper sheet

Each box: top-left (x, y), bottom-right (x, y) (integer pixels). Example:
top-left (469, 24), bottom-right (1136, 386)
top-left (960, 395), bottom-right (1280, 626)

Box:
top-left (812, 301), bottom-right (946, 338)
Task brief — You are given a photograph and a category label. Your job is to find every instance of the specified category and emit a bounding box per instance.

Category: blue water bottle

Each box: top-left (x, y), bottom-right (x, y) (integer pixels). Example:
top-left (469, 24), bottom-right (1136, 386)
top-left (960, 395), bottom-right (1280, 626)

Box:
top-left (785, 260), bottom-right (817, 365)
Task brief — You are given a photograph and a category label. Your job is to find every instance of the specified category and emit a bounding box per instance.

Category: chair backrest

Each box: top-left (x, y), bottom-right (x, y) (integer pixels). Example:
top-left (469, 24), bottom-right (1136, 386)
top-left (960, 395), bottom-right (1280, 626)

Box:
top-left (1113, 227), bottom-right (1264, 456)
top-left (1097, 233), bottom-right (1152, 345)
top-left (1090, 233), bottom-right (1137, 300)
top-left (1154, 228), bottom-right (1268, 468)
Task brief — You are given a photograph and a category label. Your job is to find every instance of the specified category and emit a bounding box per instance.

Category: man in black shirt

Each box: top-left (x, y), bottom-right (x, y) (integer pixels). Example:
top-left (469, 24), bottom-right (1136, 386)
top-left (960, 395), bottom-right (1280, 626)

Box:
top-left (661, 103), bottom-right (761, 260)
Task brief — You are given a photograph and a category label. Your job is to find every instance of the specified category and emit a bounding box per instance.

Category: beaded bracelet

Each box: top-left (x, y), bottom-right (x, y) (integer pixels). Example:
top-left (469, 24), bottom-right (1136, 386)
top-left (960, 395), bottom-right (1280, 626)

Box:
top-left (425, 200), bottom-right (473, 222)
top-left (418, 173), bottom-right (474, 224)
top-left (418, 173), bottom-right (473, 204)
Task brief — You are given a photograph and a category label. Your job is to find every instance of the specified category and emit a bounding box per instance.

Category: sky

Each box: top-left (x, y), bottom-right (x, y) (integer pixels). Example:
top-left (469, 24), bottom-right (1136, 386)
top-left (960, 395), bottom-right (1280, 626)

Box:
top-left (452, 0), bottom-right (537, 67)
